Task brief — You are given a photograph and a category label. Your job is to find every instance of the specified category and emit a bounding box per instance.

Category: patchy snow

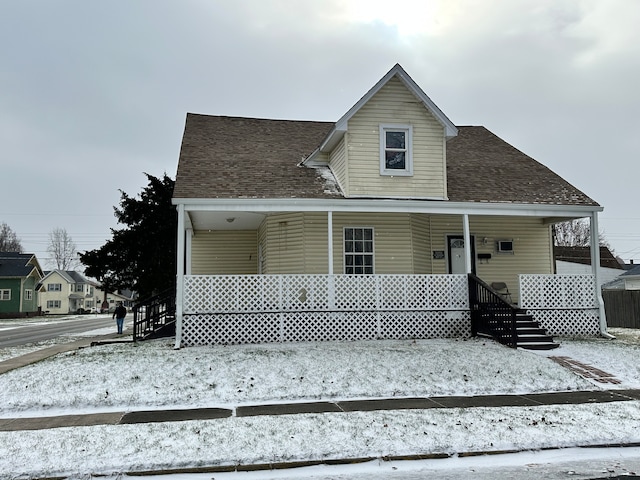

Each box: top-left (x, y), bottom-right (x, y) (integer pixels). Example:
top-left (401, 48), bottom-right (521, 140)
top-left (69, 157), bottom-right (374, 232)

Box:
top-left (314, 166), bottom-right (343, 195)
top-left (1, 329), bottom-right (640, 478)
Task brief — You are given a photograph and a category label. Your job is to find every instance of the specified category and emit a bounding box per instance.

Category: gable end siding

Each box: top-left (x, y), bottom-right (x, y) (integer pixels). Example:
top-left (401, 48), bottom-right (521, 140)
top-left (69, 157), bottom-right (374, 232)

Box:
top-left (346, 77), bottom-right (446, 198)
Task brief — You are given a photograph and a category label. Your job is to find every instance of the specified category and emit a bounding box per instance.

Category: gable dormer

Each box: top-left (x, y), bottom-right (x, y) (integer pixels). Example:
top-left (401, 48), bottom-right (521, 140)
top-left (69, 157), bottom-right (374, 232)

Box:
top-left (306, 64), bottom-right (457, 199)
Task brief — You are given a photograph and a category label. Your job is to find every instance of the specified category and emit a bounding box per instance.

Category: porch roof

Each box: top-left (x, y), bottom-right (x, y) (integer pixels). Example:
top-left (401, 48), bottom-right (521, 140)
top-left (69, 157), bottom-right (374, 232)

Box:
top-left (173, 114), bottom-right (599, 208)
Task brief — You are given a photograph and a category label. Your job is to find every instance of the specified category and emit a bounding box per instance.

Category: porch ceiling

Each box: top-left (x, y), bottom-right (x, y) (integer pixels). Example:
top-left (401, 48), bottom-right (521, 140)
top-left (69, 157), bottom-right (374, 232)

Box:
top-left (187, 211), bottom-right (266, 231)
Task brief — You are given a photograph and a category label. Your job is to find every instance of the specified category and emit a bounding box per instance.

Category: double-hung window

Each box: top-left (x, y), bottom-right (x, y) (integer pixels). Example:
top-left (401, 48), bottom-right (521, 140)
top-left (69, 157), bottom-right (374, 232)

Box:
top-left (48, 283), bottom-right (62, 292)
top-left (0, 289), bottom-right (10, 301)
top-left (47, 300), bottom-right (61, 309)
top-left (344, 227), bottom-right (374, 275)
top-left (380, 124), bottom-right (413, 176)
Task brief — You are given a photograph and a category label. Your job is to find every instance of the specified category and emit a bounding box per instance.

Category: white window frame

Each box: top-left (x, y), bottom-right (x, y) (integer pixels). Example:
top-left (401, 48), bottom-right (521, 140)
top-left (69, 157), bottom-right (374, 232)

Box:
top-left (47, 300), bottom-right (61, 309)
top-left (0, 289), bottom-right (10, 301)
top-left (24, 289), bottom-right (33, 301)
top-left (48, 283), bottom-right (62, 292)
top-left (379, 124), bottom-right (413, 176)
top-left (343, 226), bottom-right (375, 275)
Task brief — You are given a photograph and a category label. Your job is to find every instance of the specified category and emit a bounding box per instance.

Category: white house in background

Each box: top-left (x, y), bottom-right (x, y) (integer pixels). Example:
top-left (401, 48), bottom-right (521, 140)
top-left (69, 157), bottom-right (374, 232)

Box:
top-left (602, 265), bottom-right (640, 291)
top-left (555, 246), bottom-right (624, 289)
top-left (39, 270), bottom-right (132, 314)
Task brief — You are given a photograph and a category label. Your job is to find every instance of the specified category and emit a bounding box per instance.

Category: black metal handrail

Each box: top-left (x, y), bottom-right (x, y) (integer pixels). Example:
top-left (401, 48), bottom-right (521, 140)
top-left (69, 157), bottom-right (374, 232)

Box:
top-left (133, 288), bottom-right (176, 341)
top-left (468, 273), bottom-right (518, 348)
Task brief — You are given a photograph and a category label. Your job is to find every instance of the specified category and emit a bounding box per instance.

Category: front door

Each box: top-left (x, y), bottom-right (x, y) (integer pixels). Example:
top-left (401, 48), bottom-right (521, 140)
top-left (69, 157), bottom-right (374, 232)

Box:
top-left (447, 235), bottom-right (476, 274)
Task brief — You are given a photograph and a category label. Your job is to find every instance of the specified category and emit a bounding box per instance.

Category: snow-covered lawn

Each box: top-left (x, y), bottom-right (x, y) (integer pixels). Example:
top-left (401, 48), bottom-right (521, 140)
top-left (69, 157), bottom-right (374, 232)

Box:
top-left (1, 329), bottom-right (640, 478)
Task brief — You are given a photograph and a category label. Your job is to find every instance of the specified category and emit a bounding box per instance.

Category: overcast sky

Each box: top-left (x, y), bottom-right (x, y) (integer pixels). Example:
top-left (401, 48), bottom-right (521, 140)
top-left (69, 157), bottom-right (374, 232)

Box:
top-left (1, 0), bottom-right (639, 268)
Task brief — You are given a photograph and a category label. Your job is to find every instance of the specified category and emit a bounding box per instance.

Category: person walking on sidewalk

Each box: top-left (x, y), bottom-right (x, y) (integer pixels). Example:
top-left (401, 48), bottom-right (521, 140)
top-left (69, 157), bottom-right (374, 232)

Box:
top-left (113, 302), bottom-right (127, 334)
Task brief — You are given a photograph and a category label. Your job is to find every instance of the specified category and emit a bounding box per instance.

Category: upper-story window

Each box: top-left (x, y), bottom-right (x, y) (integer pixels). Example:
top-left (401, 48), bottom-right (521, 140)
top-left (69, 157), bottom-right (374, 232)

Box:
top-left (47, 283), bottom-right (62, 292)
top-left (73, 284), bottom-right (84, 293)
top-left (380, 124), bottom-right (413, 176)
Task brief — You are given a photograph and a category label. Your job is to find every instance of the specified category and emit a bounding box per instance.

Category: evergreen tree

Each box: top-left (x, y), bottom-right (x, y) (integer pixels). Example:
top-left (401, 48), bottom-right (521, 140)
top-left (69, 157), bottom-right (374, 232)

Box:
top-left (80, 173), bottom-right (177, 300)
top-left (0, 222), bottom-right (23, 252)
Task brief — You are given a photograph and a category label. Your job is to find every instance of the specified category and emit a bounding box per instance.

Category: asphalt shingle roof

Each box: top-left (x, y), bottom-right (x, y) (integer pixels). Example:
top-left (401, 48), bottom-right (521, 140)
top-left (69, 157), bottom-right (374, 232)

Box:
top-left (0, 253), bottom-right (36, 278)
top-left (173, 114), bottom-right (599, 207)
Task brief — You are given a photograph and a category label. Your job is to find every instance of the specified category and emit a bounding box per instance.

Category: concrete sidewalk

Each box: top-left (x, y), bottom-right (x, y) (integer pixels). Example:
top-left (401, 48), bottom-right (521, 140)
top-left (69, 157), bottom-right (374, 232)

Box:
top-left (2, 388), bottom-right (640, 432)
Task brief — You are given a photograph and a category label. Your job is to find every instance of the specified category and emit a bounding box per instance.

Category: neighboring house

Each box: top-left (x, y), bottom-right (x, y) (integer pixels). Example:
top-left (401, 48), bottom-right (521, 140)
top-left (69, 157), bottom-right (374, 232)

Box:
top-left (0, 252), bottom-right (44, 317)
top-left (555, 246), bottom-right (624, 288)
top-left (38, 270), bottom-right (133, 314)
top-left (602, 265), bottom-right (640, 291)
top-left (171, 64), bottom-right (607, 347)
top-left (39, 270), bottom-right (98, 314)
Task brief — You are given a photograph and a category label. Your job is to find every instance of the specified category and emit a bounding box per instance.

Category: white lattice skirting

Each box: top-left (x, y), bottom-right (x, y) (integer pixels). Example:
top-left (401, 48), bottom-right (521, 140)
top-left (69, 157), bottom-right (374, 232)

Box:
top-left (519, 274), bottom-right (600, 337)
top-left (524, 309), bottom-right (600, 336)
top-left (181, 311), bottom-right (471, 346)
top-left (181, 274), bottom-right (470, 346)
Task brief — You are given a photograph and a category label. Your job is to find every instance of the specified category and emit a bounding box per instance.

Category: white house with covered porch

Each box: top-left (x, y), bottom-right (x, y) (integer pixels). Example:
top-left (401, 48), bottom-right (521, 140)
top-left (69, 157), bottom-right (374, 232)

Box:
top-left (171, 64), bottom-right (607, 348)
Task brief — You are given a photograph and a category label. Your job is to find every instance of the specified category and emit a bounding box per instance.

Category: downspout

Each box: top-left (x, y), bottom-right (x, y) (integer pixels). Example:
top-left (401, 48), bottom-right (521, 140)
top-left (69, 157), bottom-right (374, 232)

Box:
top-left (174, 203), bottom-right (185, 349)
top-left (590, 211), bottom-right (613, 339)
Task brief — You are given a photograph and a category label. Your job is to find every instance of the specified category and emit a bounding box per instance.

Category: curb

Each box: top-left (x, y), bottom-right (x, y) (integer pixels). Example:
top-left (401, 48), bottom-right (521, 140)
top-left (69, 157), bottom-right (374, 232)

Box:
top-left (81, 443), bottom-right (640, 478)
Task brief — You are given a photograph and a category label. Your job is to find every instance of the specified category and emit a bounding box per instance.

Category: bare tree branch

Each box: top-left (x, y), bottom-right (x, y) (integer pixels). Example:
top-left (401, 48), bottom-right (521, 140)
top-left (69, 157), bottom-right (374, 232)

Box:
top-left (553, 219), bottom-right (612, 251)
top-left (47, 227), bottom-right (80, 270)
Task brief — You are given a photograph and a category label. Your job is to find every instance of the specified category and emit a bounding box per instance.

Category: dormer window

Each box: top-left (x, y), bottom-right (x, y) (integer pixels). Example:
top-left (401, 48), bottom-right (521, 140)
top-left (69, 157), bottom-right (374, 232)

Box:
top-left (380, 124), bottom-right (413, 176)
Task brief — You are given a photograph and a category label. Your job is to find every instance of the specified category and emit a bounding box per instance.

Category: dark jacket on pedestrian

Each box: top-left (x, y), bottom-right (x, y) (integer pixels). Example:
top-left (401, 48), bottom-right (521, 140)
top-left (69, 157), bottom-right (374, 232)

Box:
top-left (113, 304), bottom-right (127, 319)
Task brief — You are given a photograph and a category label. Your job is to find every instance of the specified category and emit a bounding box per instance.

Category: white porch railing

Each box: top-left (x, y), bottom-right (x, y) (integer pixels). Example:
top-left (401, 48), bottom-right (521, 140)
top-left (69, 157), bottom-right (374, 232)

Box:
top-left (178, 273), bottom-right (602, 346)
top-left (181, 274), bottom-right (470, 346)
top-left (519, 274), bottom-right (600, 336)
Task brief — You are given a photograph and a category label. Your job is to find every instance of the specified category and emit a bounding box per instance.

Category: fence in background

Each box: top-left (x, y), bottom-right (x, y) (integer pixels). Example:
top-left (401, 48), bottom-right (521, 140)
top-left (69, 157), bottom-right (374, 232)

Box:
top-left (603, 290), bottom-right (640, 329)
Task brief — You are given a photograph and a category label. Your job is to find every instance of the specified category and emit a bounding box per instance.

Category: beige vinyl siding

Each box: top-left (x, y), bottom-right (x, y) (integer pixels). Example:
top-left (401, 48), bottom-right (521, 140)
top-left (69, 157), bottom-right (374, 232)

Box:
top-left (429, 215), bottom-right (554, 302)
top-left (259, 213), bottom-right (305, 274)
top-left (302, 212), bottom-right (330, 273)
top-left (331, 213), bottom-right (414, 274)
top-left (328, 136), bottom-right (348, 196)
top-left (346, 76), bottom-right (446, 199)
top-left (410, 214), bottom-right (432, 273)
top-left (191, 230), bottom-right (258, 274)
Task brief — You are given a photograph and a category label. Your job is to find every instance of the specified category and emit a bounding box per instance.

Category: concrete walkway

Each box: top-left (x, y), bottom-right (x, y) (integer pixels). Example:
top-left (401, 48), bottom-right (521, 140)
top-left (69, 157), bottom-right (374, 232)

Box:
top-left (2, 388), bottom-right (640, 432)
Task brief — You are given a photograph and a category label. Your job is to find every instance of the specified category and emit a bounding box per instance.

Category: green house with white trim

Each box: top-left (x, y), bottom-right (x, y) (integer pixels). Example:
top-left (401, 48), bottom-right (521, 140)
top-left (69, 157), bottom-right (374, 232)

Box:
top-left (0, 252), bottom-right (44, 317)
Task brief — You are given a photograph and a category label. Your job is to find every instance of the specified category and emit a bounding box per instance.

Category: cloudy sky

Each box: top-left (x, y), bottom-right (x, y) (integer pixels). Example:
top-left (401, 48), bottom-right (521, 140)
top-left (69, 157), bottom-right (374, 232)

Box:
top-left (1, 0), bottom-right (639, 268)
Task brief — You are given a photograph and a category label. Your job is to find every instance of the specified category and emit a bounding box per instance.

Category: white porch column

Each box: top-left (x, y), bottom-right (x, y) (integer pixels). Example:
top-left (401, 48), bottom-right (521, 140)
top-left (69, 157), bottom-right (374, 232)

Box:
top-left (463, 214), bottom-right (472, 274)
top-left (174, 204), bottom-right (185, 349)
top-left (327, 211), bottom-right (335, 309)
top-left (590, 211), bottom-right (610, 337)
top-left (186, 228), bottom-right (193, 275)
top-left (327, 211), bottom-right (334, 275)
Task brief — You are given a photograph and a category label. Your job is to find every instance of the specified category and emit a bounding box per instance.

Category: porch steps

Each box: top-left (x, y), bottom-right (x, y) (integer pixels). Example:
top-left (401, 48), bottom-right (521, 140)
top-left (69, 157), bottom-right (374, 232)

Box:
top-left (515, 313), bottom-right (559, 350)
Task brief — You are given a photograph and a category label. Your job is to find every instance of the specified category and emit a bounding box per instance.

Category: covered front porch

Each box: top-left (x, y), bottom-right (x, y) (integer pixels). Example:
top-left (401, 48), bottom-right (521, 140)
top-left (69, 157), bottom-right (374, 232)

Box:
top-left (172, 200), bottom-right (608, 348)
